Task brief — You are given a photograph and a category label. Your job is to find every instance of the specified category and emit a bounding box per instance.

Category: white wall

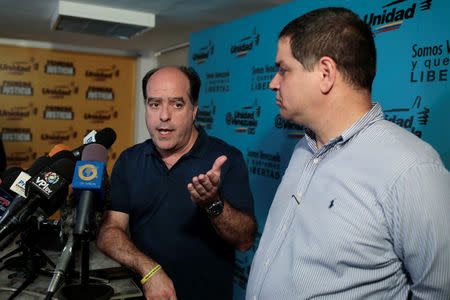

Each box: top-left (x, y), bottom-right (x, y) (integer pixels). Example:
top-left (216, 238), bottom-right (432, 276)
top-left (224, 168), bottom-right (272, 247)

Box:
top-left (157, 47), bottom-right (189, 68)
top-left (134, 51), bottom-right (158, 144)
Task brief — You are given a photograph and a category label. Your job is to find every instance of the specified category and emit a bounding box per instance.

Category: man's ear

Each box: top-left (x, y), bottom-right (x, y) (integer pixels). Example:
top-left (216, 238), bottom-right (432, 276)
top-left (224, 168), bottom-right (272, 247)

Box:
top-left (192, 103), bottom-right (199, 120)
top-left (317, 56), bottom-right (337, 94)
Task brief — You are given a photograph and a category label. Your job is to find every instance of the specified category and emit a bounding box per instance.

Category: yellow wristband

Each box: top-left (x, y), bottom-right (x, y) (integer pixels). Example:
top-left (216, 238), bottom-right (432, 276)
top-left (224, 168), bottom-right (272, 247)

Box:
top-left (140, 264), bottom-right (162, 285)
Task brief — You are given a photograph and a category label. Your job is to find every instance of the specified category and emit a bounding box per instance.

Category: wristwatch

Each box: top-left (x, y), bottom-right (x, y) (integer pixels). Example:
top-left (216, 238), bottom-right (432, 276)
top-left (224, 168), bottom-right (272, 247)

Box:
top-left (205, 199), bottom-right (224, 217)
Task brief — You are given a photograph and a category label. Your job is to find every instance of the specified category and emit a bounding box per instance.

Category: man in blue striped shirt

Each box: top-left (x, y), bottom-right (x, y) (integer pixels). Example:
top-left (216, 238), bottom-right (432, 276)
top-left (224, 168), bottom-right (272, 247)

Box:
top-left (246, 7), bottom-right (450, 300)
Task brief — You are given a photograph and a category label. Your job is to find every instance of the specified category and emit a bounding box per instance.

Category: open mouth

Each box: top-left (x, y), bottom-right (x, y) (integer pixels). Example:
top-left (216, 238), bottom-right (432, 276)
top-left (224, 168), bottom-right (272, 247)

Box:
top-left (158, 128), bottom-right (173, 135)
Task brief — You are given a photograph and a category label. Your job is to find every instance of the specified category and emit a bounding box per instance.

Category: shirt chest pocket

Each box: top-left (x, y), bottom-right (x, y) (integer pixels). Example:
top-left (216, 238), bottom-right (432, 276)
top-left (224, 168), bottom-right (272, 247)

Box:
top-left (291, 192), bottom-right (391, 268)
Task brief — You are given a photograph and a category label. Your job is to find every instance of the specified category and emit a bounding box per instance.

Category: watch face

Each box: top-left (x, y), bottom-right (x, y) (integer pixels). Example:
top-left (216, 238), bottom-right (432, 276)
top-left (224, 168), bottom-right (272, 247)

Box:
top-left (206, 199), bottom-right (224, 217)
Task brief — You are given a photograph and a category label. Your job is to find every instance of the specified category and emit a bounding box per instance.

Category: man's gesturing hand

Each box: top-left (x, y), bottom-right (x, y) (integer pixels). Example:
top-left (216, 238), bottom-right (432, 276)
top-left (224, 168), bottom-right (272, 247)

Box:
top-left (187, 155), bottom-right (227, 207)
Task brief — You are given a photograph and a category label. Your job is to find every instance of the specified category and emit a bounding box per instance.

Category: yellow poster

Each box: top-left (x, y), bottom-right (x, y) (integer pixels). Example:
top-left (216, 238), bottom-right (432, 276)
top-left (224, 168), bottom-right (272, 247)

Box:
top-left (0, 44), bottom-right (136, 176)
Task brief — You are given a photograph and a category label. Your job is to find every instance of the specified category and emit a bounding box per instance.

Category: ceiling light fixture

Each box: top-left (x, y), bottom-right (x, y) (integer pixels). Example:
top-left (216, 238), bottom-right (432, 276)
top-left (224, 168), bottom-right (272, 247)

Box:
top-left (51, 1), bottom-right (155, 39)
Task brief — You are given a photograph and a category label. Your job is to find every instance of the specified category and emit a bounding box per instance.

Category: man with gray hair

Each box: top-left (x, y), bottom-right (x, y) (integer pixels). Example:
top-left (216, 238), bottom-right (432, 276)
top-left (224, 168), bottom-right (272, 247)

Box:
top-left (98, 66), bottom-right (257, 300)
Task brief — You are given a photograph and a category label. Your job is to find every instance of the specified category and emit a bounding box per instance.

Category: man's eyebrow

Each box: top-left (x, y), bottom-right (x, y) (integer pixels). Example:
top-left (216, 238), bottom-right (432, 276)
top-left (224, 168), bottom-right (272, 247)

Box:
top-left (147, 97), bottom-right (161, 102)
top-left (168, 97), bottom-right (185, 103)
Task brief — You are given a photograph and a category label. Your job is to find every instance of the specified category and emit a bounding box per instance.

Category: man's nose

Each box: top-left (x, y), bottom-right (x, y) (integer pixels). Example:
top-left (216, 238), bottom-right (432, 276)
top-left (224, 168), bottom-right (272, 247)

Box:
top-left (160, 103), bottom-right (171, 121)
top-left (269, 73), bottom-right (280, 91)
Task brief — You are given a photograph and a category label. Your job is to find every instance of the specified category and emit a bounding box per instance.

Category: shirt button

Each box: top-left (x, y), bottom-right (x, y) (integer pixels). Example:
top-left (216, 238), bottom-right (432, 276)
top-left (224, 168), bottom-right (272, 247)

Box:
top-left (313, 158), bottom-right (319, 164)
top-left (253, 297), bottom-right (257, 300)
top-left (297, 192), bottom-right (302, 198)
top-left (282, 226), bottom-right (287, 232)
top-left (265, 260), bottom-right (270, 266)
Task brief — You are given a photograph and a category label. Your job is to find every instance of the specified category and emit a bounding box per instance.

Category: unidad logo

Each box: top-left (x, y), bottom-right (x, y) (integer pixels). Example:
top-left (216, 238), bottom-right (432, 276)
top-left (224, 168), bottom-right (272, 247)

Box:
top-left (230, 27), bottom-right (260, 58)
top-left (40, 128), bottom-right (77, 144)
top-left (192, 40), bottom-right (214, 64)
top-left (85, 68), bottom-right (118, 81)
top-left (41, 133), bottom-right (70, 142)
top-left (363, 0), bottom-right (432, 34)
top-left (0, 59), bottom-right (38, 75)
top-left (196, 100), bottom-right (216, 129)
top-left (84, 112), bottom-right (113, 123)
top-left (0, 105), bottom-right (36, 121)
top-left (274, 114), bottom-right (305, 139)
top-left (225, 99), bottom-right (260, 134)
top-left (6, 152), bottom-right (31, 164)
top-left (384, 96), bottom-right (430, 138)
top-left (42, 85), bottom-right (73, 99)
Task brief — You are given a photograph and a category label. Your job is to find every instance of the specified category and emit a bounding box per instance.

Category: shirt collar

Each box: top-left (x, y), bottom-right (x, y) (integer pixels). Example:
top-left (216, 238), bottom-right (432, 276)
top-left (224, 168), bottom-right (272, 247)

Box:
top-left (305, 102), bottom-right (384, 151)
top-left (143, 125), bottom-right (209, 159)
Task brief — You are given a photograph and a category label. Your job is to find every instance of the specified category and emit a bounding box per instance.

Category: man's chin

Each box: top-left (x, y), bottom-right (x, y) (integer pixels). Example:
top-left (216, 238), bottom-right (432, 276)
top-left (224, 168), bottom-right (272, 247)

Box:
top-left (154, 144), bottom-right (176, 155)
top-left (152, 137), bottom-right (173, 149)
top-left (279, 109), bottom-right (291, 121)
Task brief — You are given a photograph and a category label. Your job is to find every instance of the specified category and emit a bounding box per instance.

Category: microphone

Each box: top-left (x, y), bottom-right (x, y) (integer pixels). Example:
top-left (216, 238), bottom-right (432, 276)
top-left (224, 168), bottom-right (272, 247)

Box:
top-left (0, 168), bottom-right (22, 220)
top-left (72, 143), bottom-right (108, 236)
top-left (0, 148), bottom-right (75, 251)
top-left (0, 167), bottom-right (23, 186)
top-left (49, 144), bottom-right (71, 157)
top-left (0, 167), bottom-right (23, 194)
top-left (0, 157), bottom-right (75, 242)
top-left (9, 170), bottom-right (31, 198)
top-left (0, 167), bottom-right (28, 251)
top-left (0, 187), bottom-right (14, 217)
top-left (72, 128), bottom-right (116, 160)
top-left (45, 144), bottom-right (109, 300)
top-left (0, 155), bottom-right (54, 226)
top-left (0, 156), bottom-right (51, 225)
top-left (45, 234), bottom-right (75, 300)
top-left (27, 157), bottom-right (75, 217)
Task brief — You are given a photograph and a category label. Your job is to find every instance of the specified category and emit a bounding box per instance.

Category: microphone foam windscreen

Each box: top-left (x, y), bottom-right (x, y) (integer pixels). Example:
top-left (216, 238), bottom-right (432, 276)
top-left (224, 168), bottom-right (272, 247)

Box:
top-left (50, 150), bottom-right (76, 162)
top-left (39, 158), bottom-right (75, 216)
top-left (49, 158), bottom-right (77, 182)
top-left (49, 144), bottom-right (71, 157)
top-left (81, 144), bottom-right (108, 164)
top-left (27, 156), bottom-right (52, 176)
top-left (94, 128), bottom-right (116, 149)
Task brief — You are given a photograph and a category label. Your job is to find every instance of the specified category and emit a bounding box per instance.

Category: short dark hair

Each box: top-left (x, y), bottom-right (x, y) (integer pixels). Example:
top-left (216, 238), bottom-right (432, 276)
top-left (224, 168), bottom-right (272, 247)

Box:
top-left (279, 7), bottom-right (376, 91)
top-left (142, 66), bottom-right (201, 105)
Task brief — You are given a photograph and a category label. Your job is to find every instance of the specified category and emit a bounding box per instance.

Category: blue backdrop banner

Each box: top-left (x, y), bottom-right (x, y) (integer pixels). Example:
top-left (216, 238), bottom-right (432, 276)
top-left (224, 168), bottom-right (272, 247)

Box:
top-left (189, 0), bottom-right (450, 298)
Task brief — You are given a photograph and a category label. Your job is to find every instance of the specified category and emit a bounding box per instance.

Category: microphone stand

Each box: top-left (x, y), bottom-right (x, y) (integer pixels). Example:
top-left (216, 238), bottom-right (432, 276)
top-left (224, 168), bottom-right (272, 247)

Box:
top-left (59, 232), bottom-right (114, 300)
top-left (0, 216), bottom-right (56, 300)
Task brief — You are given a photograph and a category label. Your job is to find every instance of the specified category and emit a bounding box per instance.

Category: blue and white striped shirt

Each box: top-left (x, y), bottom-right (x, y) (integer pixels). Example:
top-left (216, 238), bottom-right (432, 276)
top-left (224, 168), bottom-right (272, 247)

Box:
top-left (246, 103), bottom-right (450, 299)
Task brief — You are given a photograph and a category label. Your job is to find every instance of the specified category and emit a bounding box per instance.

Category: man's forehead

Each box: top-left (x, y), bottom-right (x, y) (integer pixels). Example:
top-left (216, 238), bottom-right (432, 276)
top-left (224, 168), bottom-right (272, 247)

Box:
top-left (275, 38), bottom-right (294, 61)
top-left (147, 68), bottom-right (189, 91)
top-left (151, 68), bottom-right (188, 83)
top-left (277, 36), bottom-right (292, 51)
